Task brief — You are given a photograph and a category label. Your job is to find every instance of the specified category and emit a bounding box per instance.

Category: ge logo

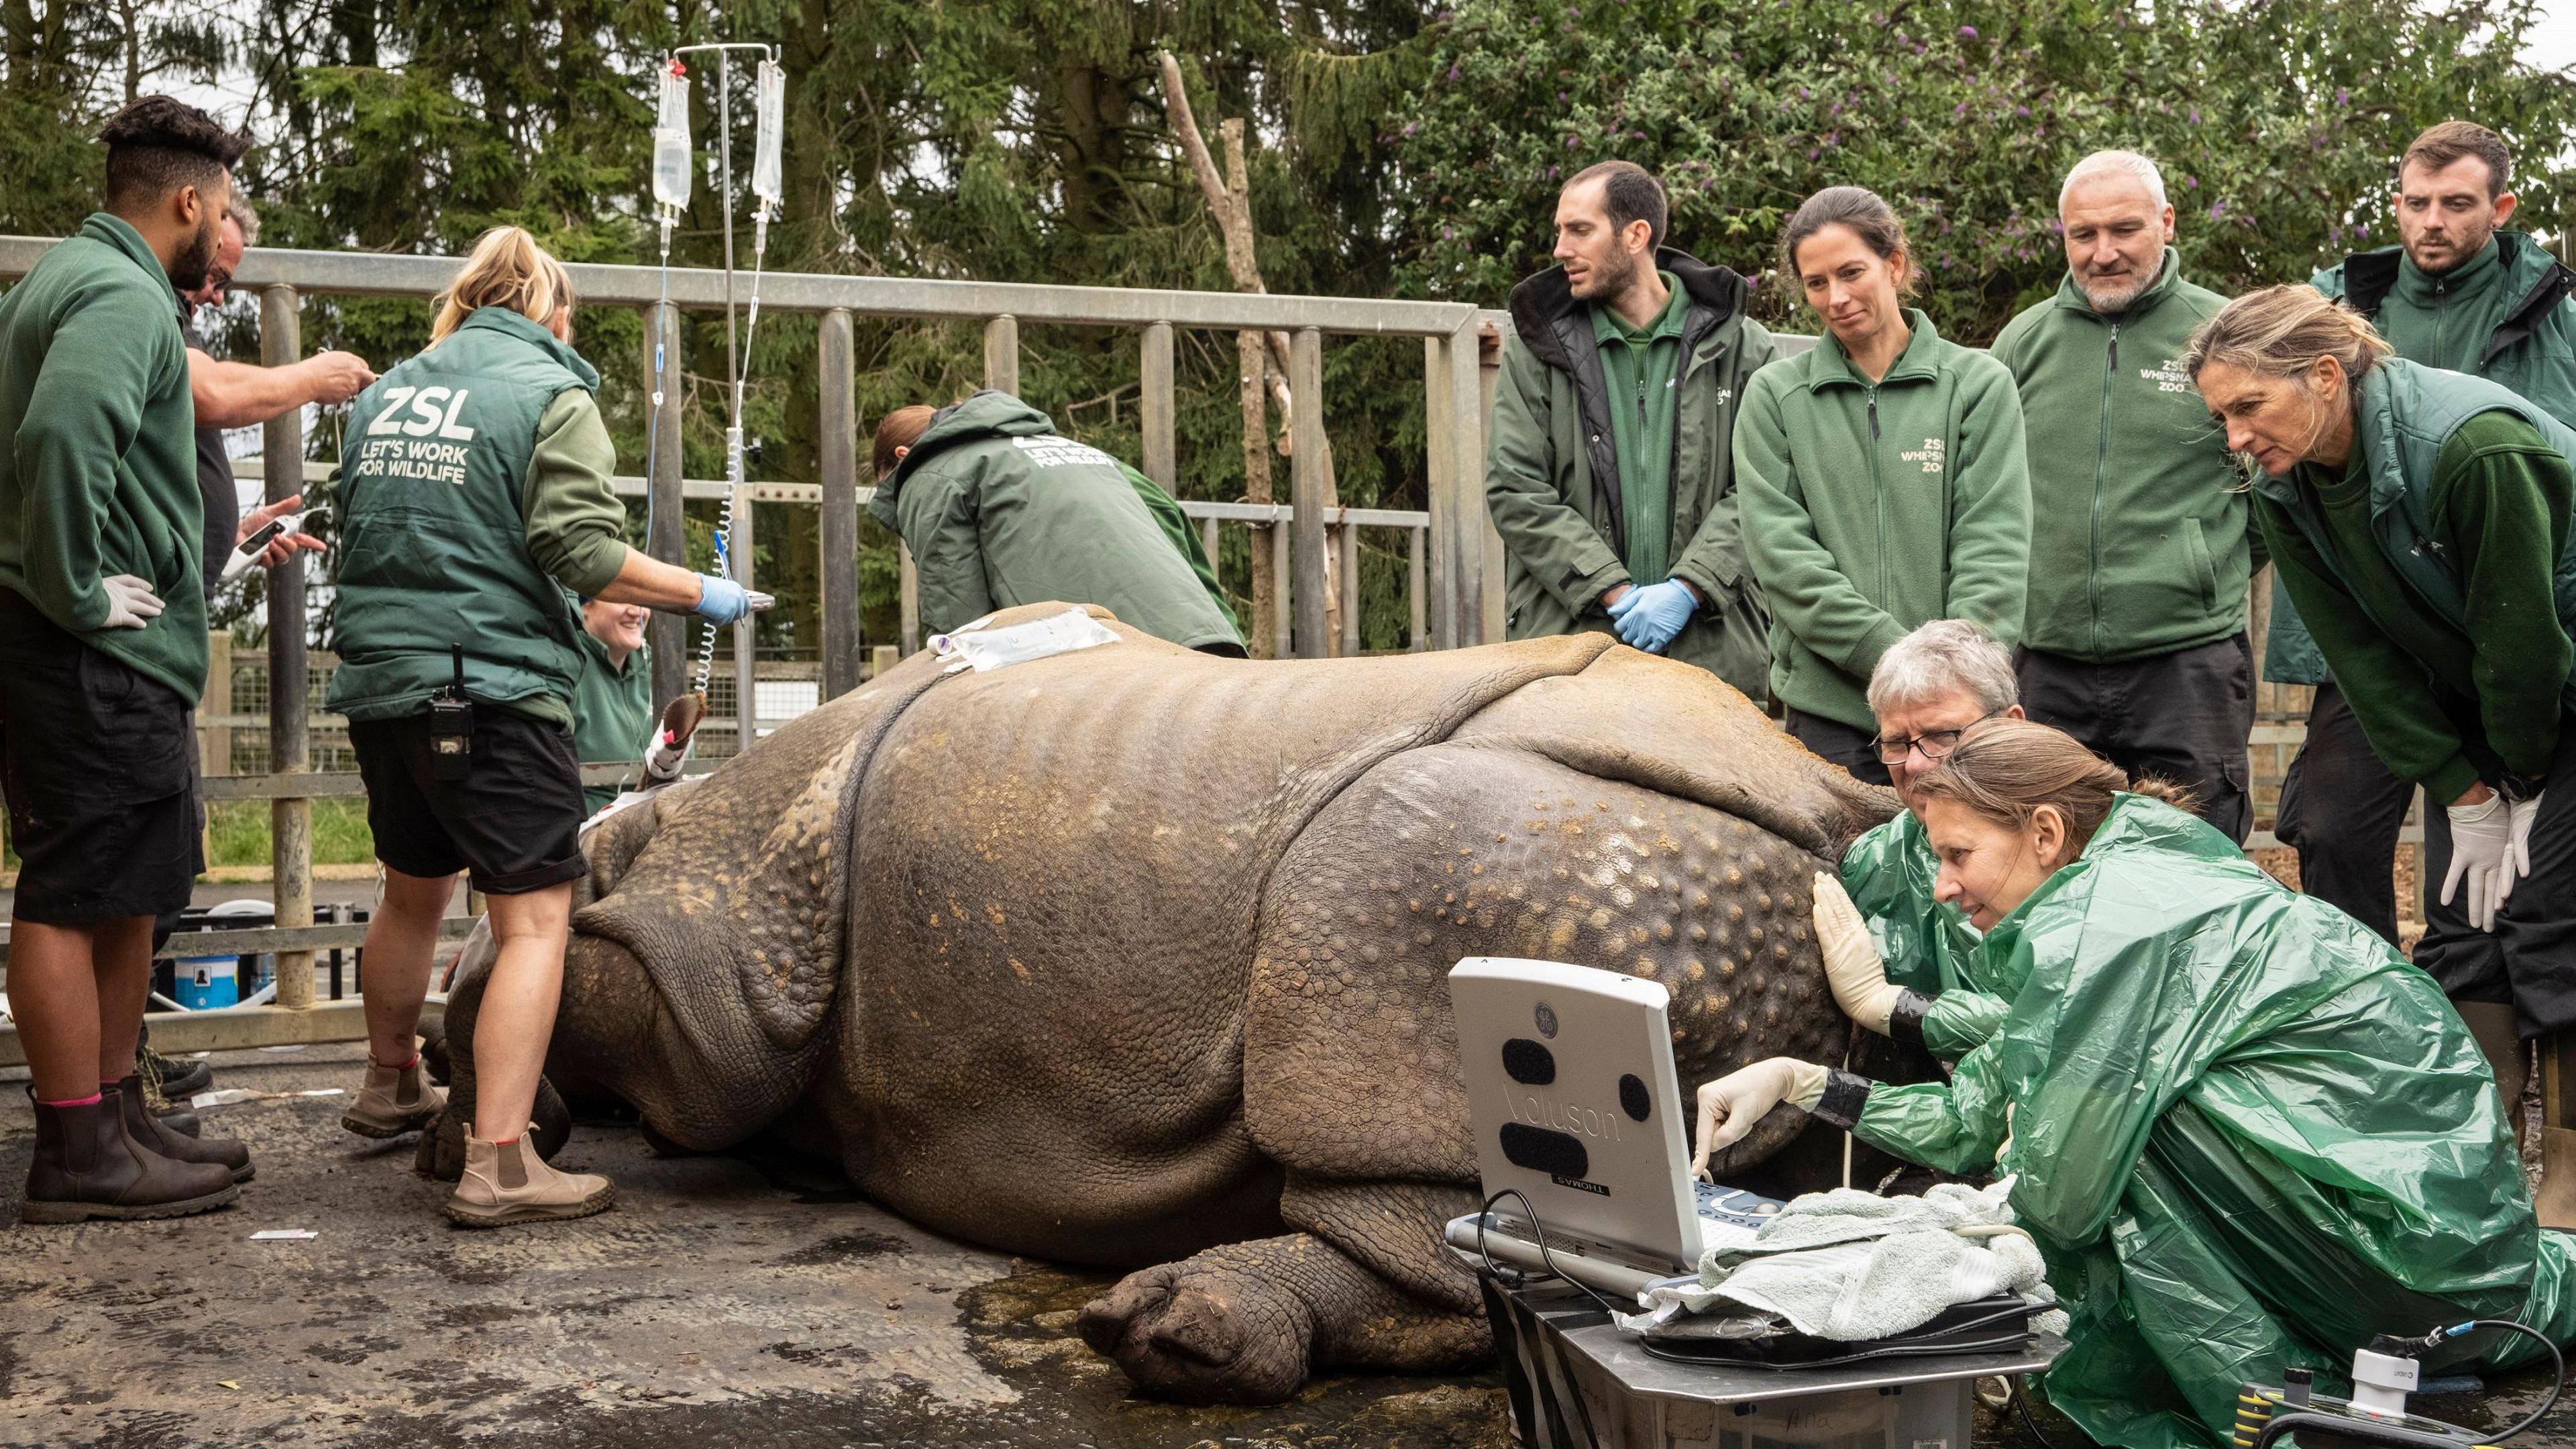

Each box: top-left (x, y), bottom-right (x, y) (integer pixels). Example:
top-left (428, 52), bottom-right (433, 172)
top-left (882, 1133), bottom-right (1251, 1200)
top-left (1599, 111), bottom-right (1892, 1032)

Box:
top-left (1534, 1002), bottom-right (1559, 1038)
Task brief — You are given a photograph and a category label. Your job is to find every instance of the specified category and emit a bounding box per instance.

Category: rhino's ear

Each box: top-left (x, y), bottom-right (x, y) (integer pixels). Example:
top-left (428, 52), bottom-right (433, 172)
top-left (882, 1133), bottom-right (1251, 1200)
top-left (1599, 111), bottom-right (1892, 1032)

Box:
top-left (1448, 649), bottom-right (1900, 858)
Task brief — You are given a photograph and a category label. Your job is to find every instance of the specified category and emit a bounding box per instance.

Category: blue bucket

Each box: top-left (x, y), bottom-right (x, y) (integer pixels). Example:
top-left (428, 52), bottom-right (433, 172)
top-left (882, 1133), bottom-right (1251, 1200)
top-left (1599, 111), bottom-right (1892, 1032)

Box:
top-left (174, 956), bottom-right (239, 1011)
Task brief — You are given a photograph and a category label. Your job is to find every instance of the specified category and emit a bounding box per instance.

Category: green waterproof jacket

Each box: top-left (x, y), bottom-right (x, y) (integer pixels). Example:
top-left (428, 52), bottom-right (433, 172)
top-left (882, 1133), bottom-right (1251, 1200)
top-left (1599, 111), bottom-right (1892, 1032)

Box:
top-left (0, 213), bottom-right (207, 700)
top-left (1990, 253), bottom-right (2257, 662)
top-left (1735, 312), bottom-right (2033, 729)
top-left (570, 623), bottom-right (653, 814)
top-left (869, 391), bottom-right (1244, 652)
top-left (1830, 794), bottom-right (2573, 1449)
top-left (2251, 359), bottom-right (2576, 798)
top-left (1487, 248), bottom-right (1777, 701)
top-left (2269, 231), bottom-right (2576, 683)
top-left (1837, 810), bottom-right (2005, 1060)
top-left (327, 308), bottom-right (629, 726)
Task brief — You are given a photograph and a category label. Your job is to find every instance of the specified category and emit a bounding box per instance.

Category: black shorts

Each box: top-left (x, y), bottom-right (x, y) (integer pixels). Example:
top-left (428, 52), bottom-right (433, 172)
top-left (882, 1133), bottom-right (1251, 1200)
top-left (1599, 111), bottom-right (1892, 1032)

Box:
top-left (0, 589), bottom-right (202, 926)
top-left (349, 707), bottom-right (588, 895)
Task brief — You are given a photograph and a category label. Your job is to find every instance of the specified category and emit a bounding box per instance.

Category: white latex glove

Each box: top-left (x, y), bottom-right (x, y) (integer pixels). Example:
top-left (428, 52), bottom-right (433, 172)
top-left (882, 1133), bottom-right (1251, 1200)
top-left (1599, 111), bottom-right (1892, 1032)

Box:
top-left (2443, 792), bottom-right (2515, 932)
top-left (1813, 872), bottom-right (1901, 1034)
top-left (2509, 792), bottom-right (2544, 882)
top-left (99, 574), bottom-right (165, 629)
top-left (1691, 1057), bottom-right (1829, 1179)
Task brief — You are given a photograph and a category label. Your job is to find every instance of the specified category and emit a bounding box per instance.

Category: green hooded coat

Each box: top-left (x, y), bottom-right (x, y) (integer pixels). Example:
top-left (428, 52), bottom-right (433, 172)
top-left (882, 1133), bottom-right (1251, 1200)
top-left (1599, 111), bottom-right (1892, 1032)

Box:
top-left (868, 391), bottom-right (1243, 652)
top-left (2269, 231), bottom-right (2576, 684)
top-left (1486, 248), bottom-right (1778, 700)
top-left (1834, 794), bottom-right (2574, 1449)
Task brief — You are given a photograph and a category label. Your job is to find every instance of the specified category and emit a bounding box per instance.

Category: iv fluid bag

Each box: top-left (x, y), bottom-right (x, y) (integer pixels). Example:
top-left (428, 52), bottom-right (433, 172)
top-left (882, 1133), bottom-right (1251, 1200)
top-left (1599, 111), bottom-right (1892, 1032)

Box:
top-left (651, 59), bottom-right (692, 212)
top-left (751, 59), bottom-right (784, 209)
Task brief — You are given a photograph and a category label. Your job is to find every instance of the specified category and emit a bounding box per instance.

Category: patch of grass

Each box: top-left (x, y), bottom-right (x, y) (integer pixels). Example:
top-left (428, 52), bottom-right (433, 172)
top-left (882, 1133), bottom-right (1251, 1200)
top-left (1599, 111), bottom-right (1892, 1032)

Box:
top-left (205, 798), bottom-right (376, 867)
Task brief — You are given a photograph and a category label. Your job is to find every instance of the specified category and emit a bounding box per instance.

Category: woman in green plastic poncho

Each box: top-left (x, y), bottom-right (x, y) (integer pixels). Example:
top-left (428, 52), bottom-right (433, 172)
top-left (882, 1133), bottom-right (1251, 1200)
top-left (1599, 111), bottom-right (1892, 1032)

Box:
top-left (1691, 718), bottom-right (2575, 1449)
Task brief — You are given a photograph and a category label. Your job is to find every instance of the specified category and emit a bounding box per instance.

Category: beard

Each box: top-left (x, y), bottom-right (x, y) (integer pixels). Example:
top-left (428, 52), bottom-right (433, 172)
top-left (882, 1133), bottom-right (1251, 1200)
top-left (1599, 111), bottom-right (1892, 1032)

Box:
top-left (167, 211), bottom-right (221, 294)
top-left (2077, 269), bottom-right (2149, 314)
top-left (1572, 246), bottom-right (1639, 301)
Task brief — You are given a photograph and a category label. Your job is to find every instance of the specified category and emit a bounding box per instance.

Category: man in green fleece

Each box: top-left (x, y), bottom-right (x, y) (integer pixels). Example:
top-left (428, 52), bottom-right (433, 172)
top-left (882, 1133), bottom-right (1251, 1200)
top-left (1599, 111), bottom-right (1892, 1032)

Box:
top-left (0, 96), bottom-right (256, 1222)
top-left (1992, 151), bottom-right (2257, 841)
top-left (869, 393), bottom-right (1244, 654)
top-left (2271, 120), bottom-right (2576, 945)
top-left (1485, 160), bottom-right (1776, 700)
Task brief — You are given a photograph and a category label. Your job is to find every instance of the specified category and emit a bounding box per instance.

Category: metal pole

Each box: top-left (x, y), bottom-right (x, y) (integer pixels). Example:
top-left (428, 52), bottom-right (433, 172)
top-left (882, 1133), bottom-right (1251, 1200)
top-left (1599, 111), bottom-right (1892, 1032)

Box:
top-left (1422, 335), bottom-right (1458, 651)
top-left (984, 315), bottom-right (1019, 395)
top-left (1141, 321), bottom-right (1175, 488)
top-left (731, 479), bottom-right (755, 750)
top-left (1477, 337), bottom-right (1504, 645)
top-left (1290, 327), bottom-right (1327, 659)
top-left (645, 302), bottom-right (687, 708)
top-left (818, 309), bottom-right (862, 699)
top-left (260, 283), bottom-right (313, 1010)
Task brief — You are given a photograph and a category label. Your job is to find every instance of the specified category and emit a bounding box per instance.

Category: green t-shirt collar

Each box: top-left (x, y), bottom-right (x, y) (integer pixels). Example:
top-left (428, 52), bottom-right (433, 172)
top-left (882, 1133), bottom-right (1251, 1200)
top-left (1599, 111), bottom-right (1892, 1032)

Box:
top-left (1590, 272), bottom-right (1689, 347)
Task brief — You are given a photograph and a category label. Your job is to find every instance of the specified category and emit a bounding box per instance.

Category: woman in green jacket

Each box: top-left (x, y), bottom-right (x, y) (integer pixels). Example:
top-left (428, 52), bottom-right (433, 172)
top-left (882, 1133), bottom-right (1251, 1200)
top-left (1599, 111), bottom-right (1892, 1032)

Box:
top-left (1695, 720), bottom-right (2573, 1449)
top-left (329, 227), bottom-right (763, 1226)
top-left (2190, 284), bottom-right (2576, 1226)
top-left (1735, 187), bottom-right (2033, 783)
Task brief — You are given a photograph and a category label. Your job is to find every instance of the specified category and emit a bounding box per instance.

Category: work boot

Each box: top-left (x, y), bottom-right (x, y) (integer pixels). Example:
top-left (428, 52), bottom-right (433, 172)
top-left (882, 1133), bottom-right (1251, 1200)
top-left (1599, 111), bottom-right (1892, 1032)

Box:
top-left (133, 1062), bottom-right (202, 1139)
top-left (20, 1087), bottom-right (239, 1224)
top-left (445, 1126), bottom-right (614, 1228)
top-left (114, 1075), bottom-right (251, 1185)
top-left (341, 1054), bottom-right (445, 1138)
top-left (140, 1044), bottom-right (213, 1099)
top-left (2457, 1001), bottom-right (2529, 1130)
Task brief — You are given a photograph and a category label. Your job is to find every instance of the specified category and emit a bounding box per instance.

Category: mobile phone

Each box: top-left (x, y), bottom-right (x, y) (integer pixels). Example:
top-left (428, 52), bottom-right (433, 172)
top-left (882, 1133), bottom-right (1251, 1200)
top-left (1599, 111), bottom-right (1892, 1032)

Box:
top-left (217, 513), bottom-right (301, 584)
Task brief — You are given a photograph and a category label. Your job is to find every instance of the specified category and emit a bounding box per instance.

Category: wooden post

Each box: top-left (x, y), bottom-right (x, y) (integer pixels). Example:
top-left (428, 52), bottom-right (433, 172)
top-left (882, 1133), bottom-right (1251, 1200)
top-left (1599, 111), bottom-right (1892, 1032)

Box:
top-left (1408, 525), bottom-right (1427, 652)
top-left (1270, 508), bottom-right (1292, 661)
top-left (1477, 335), bottom-right (1504, 645)
top-left (1441, 319), bottom-right (1489, 647)
top-left (260, 284), bottom-right (313, 1010)
top-left (1290, 328), bottom-right (1327, 658)
top-left (200, 632), bottom-right (229, 865)
top-left (1338, 510), bottom-right (1360, 657)
top-left (1422, 335), bottom-right (1460, 651)
top-left (984, 315), bottom-right (1019, 395)
top-left (1141, 322), bottom-right (1176, 488)
top-left (818, 309), bottom-right (862, 700)
top-left (645, 301), bottom-right (688, 710)
top-left (899, 543), bottom-right (921, 655)
top-left (869, 644), bottom-right (899, 680)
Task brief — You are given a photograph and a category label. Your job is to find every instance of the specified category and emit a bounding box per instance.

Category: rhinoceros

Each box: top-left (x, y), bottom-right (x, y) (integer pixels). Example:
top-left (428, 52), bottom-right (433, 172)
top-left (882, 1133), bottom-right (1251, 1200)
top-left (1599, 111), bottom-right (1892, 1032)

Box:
top-left (426, 602), bottom-right (1896, 1405)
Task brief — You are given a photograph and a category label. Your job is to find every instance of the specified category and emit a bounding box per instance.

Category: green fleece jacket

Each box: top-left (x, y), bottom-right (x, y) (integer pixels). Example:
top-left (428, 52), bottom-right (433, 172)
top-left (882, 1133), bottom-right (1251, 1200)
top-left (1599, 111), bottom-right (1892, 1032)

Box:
top-left (1735, 311), bottom-right (2033, 729)
top-left (868, 390), bottom-right (1243, 651)
top-left (2261, 410), bottom-right (2574, 802)
top-left (570, 627), bottom-right (653, 813)
top-left (1990, 252), bottom-right (2256, 662)
top-left (0, 213), bottom-right (207, 700)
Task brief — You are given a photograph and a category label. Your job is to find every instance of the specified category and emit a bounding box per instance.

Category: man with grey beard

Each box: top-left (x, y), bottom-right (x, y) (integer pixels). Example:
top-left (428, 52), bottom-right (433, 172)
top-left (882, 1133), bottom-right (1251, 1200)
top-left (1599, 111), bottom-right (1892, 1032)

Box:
top-left (1989, 149), bottom-right (2257, 840)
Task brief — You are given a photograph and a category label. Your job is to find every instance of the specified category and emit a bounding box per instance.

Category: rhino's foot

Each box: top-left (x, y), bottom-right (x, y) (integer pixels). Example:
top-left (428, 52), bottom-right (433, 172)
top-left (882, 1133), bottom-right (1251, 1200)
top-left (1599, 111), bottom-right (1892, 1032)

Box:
top-left (1077, 1232), bottom-right (1487, 1405)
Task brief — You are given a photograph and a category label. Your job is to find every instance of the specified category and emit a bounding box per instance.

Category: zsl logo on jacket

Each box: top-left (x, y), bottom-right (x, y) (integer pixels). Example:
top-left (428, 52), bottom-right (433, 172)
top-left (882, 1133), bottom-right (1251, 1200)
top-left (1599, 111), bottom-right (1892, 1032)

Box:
top-left (1902, 437), bottom-right (1946, 474)
top-left (349, 386), bottom-right (479, 486)
top-left (1012, 435), bottom-right (1118, 470)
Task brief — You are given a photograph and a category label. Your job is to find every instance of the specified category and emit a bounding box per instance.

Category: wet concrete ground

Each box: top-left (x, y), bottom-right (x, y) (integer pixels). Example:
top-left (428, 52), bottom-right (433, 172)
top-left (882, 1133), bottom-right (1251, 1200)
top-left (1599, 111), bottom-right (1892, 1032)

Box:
top-left (1, 1045), bottom-right (2569, 1448)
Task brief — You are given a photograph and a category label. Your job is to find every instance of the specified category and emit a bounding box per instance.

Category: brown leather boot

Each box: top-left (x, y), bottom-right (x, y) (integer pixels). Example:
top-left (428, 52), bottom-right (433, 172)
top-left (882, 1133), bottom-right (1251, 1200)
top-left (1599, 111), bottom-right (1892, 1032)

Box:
top-left (113, 1075), bottom-right (251, 1184)
top-left (341, 1053), bottom-right (445, 1138)
top-left (445, 1126), bottom-right (614, 1228)
top-left (21, 1087), bottom-right (239, 1224)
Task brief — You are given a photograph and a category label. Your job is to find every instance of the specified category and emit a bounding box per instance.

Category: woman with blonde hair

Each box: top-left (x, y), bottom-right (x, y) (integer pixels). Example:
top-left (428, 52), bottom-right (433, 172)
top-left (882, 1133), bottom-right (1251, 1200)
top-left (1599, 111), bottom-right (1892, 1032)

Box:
top-left (1695, 718), bottom-right (2572, 1449)
top-left (2192, 283), bottom-right (2576, 1228)
top-left (325, 225), bottom-right (764, 1225)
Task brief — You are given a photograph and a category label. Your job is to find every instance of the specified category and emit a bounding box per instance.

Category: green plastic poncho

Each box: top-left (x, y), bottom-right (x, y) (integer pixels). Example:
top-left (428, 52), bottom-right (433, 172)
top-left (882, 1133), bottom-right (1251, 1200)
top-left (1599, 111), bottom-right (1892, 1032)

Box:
top-left (1840, 794), bottom-right (2576, 1449)
top-left (1838, 810), bottom-right (2008, 1059)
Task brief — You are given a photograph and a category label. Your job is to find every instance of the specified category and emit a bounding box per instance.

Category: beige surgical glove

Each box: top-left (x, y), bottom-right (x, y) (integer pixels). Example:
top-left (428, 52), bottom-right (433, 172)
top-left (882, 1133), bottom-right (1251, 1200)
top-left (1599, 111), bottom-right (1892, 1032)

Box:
top-left (1813, 872), bottom-right (1902, 1034)
top-left (1691, 1057), bottom-right (1829, 1179)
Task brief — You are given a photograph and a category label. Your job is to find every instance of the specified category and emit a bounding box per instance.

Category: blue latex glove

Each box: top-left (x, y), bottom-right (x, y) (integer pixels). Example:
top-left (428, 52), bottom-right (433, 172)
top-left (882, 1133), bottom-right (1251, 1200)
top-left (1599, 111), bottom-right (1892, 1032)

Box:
top-left (692, 574), bottom-right (773, 626)
top-left (1607, 579), bottom-right (1697, 653)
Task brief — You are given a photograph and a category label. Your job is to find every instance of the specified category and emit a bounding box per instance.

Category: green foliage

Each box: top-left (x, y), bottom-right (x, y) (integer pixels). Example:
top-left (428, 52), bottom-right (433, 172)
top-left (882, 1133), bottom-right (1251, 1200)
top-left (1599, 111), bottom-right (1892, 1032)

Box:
top-left (1397, 0), bottom-right (2576, 341)
top-left (205, 798), bottom-right (376, 867)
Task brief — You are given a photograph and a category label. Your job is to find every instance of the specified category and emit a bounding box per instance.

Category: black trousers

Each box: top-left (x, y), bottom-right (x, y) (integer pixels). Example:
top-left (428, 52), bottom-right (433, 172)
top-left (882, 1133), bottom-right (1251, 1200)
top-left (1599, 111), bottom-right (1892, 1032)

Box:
top-left (1782, 708), bottom-right (1892, 786)
top-left (2016, 634), bottom-right (2255, 844)
top-left (2273, 682), bottom-right (2414, 947)
top-left (2416, 726), bottom-right (2576, 1038)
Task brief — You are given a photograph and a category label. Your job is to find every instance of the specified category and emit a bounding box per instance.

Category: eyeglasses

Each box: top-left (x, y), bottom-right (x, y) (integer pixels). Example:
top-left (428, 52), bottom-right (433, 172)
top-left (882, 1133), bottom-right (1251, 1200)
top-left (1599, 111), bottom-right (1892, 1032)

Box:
top-left (1871, 712), bottom-right (2000, 765)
